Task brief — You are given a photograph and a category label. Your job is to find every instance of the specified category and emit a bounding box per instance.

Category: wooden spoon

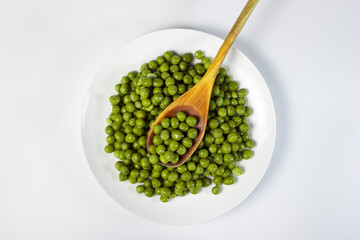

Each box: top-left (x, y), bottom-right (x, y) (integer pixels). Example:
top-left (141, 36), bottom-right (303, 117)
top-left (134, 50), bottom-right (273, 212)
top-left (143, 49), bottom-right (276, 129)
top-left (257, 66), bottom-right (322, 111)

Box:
top-left (147, 0), bottom-right (259, 167)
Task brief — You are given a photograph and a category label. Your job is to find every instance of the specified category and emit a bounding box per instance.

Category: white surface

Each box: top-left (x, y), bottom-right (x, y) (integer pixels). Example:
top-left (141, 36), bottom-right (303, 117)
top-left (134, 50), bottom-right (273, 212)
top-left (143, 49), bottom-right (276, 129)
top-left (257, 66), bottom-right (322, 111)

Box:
top-left (82, 29), bottom-right (276, 224)
top-left (1, 0), bottom-right (359, 239)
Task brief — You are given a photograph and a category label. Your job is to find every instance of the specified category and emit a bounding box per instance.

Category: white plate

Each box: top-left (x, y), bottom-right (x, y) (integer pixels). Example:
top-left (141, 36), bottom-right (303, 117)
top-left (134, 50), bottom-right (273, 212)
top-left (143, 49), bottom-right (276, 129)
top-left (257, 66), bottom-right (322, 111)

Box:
top-left (81, 29), bottom-right (276, 224)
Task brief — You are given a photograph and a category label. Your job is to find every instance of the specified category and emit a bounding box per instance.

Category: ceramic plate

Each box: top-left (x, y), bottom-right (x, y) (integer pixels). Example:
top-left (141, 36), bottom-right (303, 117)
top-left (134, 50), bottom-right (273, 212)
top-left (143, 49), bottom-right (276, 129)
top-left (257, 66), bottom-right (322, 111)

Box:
top-left (81, 28), bottom-right (276, 224)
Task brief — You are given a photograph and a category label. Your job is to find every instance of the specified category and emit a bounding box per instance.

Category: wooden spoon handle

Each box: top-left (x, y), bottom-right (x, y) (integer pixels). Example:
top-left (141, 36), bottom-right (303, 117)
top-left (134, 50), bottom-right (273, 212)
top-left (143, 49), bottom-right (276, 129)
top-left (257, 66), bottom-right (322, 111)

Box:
top-left (205, 0), bottom-right (259, 78)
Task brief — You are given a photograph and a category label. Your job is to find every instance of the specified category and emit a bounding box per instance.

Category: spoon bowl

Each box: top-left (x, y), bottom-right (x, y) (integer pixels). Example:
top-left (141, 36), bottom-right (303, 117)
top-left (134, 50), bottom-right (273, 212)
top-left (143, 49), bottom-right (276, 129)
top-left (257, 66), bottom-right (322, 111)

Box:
top-left (146, 80), bottom-right (211, 167)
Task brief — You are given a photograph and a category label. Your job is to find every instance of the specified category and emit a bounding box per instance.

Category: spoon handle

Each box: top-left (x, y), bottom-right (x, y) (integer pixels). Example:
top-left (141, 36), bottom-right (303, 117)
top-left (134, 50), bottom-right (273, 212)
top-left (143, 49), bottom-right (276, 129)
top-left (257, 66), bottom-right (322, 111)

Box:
top-left (205, 0), bottom-right (259, 78)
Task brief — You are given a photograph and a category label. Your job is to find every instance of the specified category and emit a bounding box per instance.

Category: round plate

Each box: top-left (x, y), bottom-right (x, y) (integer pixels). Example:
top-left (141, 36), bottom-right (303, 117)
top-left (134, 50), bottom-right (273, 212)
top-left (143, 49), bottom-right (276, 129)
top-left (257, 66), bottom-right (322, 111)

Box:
top-left (81, 29), bottom-right (276, 224)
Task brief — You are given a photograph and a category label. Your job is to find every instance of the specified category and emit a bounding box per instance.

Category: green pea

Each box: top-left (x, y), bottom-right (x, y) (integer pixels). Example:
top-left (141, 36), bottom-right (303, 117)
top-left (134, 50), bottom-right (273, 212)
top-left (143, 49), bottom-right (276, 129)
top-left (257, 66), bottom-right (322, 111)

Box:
top-left (193, 75), bottom-right (202, 84)
top-left (160, 62), bottom-right (170, 72)
top-left (153, 135), bottom-right (163, 145)
top-left (208, 144), bottom-right (217, 153)
top-left (185, 116), bottom-right (197, 127)
top-left (221, 144), bottom-right (232, 154)
top-left (215, 75), bottom-right (224, 85)
top-left (148, 145), bottom-right (157, 155)
top-left (204, 133), bottom-right (215, 144)
top-left (160, 130), bottom-right (170, 140)
top-left (242, 150), bottom-right (253, 159)
top-left (169, 140), bottom-right (180, 151)
top-left (228, 81), bottom-right (239, 91)
top-left (194, 50), bottom-right (204, 59)
top-left (106, 135), bottom-right (115, 144)
top-left (182, 53), bottom-right (193, 62)
top-left (161, 118), bottom-right (170, 128)
top-left (219, 123), bottom-right (230, 134)
top-left (187, 128), bottom-right (198, 139)
top-left (179, 62), bottom-right (188, 71)
top-left (218, 107), bottom-right (227, 117)
top-left (153, 164), bottom-right (163, 172)
top-left (140, 157), bottom-right (150, 168)
top-left (198, 149), bottom-right (209, 158)
top-left (169, 65), bottom-right (179, 73)
top-left (105, 144), bottom-right (115, 153)
top-left (164, 179), bottom-right (174, 187)
top-left (207, 163), bottom-right (218, 173)
top-left (144, 187), bottom-right (155, 197)
top-left (227, 106), bottom-right (236, 116)
top-left (156, 145), bottom-right (166, 155)
top-left (129, 169), bottom-right (140, 179)
top-left (105, 126), bottom-right (114, 136)
top-left (187, 161), bottom-right (196, 171)
top-left (188, 69), bottom-right (197, 77)
top-left (152, 178), bottom-right (162, 188)
top-left (142, 77), bottom-right (152, 87)
top-left (224, 154), bottom-right (235, 163)
top-left (182, 137), bottom-right (193, 148)
top-left (223, 176), bottom-right (235, 185)
top-left (119, 172), bottom-right (128, 181)
top-left (218, 67), bottom-right (227, 76)
top-left (159, 97), bottom-right (171, 110)
top-left (160, 169), bottom-right (169, 179)
top-left (153, 124), bottom-right (163, 134)
top-left (127, 71), bottom-right (137, 80)
top-left (153, 78), bottom-right (164, 88)
top-left (170, 55), bottom-right (181, 65)
top-left (140, 170), bottom-right (150, 179)
top-left (227, 132), bottom-right (239, 143)
top-left (238, 88), bottom-right (248, 97)
top-left (171, 130), bottom-right (183, 141)
top-left (136, 185), bottom-right (145, 194)
top-left (179, 122), bottom-right (189, 132)
top-left (176, 144), bottom-right (187, 155)
top-left (193, 180), bottom-right (202, 189)
top-left (163, 138), bottom-right (171, 146)
top-left (173, 72), bottom-right (183, 81)
top-left (195, 165), bottom-right (204, 174)
top-left (244, 140), bottom-right (254, 148)
top-left (177, 165), bottom-right (187, 174)
top-left (212, 129), bottom-right (223, 139)
top-left (208, 119), bottom-right (219, 129)
top-left (165, 77), bottom-right (175, 87)
top-left (227, 161), bottom-right (236, 169)
top-left (160, 196), bottom-right (169, 202)
top-left (168, 172), bottom-right (179, 181)
top-left (200, 158), bottom-right (210, 168)
top-left (149, 154), bottom-right (159, 164)
top-left (212, 186), bottom-right (220, 195)
top-left (161, 72), bottom-right (170, 80)
top-left (201, 57), bottom-right (211, 65)
top-left (148, 60), bottom-right (158, 70)
top-left (163, 51), bottom-right (173, 61)
top-left (245, 107), bottom-right (253, 117)
top-left (170, 117), bottom-right (180, 129)
top-left (181, 172), bottom-right (192, 181)
top-left (139, 88), bottom-right (150, 99)
top-left (160, 187), bottom-right (171, 197)
top-left (132, 153), bottom-right (141, 163)
top-left (154, 187), bottom-right (161, 195)
top-left (115, 161), bottom-right (123, 171)
top-left (177, 84), bottom-right (186, 94)
top-left (212, 175), bottom-right (222, 185)
top-left (240, 123), bottom-right (249, 132)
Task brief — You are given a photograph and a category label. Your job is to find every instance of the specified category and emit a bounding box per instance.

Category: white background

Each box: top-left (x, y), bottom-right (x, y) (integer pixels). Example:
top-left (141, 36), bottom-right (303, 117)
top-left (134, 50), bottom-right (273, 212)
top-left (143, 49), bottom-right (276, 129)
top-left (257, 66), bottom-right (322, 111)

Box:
top-left (1, 0), bottom-right (359, 239)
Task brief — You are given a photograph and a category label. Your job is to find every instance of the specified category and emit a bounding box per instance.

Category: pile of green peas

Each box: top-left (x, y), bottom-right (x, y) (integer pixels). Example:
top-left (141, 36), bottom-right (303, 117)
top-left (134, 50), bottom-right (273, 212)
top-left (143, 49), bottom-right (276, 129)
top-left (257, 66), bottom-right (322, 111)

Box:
top-left (105, 50), bottom-right (254, 202)
top-left (150, 113), bottom-right (198, 164)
